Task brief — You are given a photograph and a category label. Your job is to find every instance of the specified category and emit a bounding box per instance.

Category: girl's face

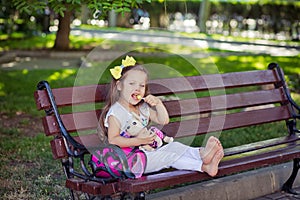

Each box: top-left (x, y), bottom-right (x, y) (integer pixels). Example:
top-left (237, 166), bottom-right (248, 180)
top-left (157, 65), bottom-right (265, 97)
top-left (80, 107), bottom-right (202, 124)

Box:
top-left (117, 70), bottom-right (147, 106)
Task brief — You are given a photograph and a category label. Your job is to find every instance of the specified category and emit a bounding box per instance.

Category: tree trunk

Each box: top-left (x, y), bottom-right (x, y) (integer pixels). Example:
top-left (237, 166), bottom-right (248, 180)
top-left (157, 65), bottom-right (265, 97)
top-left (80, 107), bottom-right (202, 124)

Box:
top-left (53, 9), bottom-right (72, 50)
top-left (109, 10), bottom-right (117, 27)
top-left (81, 5), bottom-right (89, 24)
top-left (198, 0), bottom-right (211, 33)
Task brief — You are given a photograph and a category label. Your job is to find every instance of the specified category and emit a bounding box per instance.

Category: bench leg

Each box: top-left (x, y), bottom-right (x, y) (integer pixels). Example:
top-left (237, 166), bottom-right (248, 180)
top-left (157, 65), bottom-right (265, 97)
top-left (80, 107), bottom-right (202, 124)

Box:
top-left (281, 158), bottom-right (300, 195)
top-left (69, 188), bottom-right (75, 200)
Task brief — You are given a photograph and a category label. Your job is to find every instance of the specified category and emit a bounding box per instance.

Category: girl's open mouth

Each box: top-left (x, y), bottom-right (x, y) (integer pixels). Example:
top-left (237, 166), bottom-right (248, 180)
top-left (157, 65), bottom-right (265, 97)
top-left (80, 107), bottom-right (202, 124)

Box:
top-left (132, 94), bottom-right (142, 101)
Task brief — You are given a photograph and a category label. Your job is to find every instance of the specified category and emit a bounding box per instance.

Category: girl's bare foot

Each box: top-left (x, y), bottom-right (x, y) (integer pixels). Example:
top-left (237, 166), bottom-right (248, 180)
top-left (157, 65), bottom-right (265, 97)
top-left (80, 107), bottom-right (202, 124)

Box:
top-left (199, 136), bottom-right (223, 164)
top-left (201, 149), bottom-right (224, 177)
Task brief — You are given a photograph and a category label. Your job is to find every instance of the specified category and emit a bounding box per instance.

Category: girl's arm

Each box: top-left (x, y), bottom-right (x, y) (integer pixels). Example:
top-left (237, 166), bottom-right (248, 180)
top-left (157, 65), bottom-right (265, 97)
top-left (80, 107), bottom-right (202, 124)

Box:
top-left (144, 95), bottom-right (169, 125)
top-left (107, 115), bottom-right (156, 147)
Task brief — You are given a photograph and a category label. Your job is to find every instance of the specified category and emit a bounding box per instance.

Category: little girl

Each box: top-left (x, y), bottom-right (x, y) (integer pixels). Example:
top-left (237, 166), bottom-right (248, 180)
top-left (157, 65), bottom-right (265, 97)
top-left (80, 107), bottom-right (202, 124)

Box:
top-left (98, 56), bottom-right (224, 177)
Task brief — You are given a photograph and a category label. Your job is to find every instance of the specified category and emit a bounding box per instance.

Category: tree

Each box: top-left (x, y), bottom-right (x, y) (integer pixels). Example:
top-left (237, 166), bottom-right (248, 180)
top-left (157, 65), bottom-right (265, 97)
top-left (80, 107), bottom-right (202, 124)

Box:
top-left (198, 0), bottom-right (211, 33)
top-left (12, 0), bottom-right (151, 50)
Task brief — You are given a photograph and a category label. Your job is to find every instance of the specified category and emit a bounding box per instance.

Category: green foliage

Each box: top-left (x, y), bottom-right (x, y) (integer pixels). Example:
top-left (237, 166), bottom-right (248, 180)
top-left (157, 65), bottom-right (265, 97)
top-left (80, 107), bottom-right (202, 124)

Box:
top-left (13, 0), bottom-right (48, 14)
top-left (11, 0), bottom-right (152, 17)
top-left (208, 0), bottom-right (300, 6)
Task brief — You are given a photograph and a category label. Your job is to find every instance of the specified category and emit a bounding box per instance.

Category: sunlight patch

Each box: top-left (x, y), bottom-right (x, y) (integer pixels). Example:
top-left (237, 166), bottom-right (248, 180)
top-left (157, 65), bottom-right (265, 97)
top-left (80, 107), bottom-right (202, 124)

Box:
top-left (48, 69), bottom-right (76, 81)
top-left (0, 82), bottom-right (6, 96)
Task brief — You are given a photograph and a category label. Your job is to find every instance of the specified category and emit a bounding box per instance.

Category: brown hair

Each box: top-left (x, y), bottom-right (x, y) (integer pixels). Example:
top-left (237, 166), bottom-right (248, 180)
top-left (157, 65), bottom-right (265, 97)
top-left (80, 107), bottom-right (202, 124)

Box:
top-left (97, 64), bottom-right (149, 141)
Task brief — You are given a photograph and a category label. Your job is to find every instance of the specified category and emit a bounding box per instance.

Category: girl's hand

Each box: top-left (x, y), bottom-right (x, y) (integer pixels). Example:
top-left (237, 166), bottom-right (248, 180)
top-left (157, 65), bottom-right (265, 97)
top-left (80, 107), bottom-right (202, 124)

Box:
top-left (136, 134), bottom-right (156, 145)
top-left (144, 95), bottom-right (162, 107)
top-left (145, 94), bottom-right (170, 125)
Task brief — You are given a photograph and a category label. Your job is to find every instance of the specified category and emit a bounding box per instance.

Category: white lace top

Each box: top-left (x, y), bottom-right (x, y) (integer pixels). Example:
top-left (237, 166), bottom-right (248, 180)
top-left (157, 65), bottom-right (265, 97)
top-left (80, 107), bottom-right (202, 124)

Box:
top-left (104, 102), bottom-right (150, 134)
top-left (104, 101), bottom-right (197, 174)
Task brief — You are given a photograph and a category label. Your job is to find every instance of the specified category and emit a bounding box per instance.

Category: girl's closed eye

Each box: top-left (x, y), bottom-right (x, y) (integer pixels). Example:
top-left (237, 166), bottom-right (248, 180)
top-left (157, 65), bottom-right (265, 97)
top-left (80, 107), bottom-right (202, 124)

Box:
top-left (128, 81), bottom-right (145, 88)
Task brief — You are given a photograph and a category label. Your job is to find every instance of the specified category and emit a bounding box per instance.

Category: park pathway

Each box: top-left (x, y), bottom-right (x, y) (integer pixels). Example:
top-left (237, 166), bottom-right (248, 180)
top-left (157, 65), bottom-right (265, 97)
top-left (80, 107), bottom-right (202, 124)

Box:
top-left (72, 28), bottom-right (299, 56)
top-left (1, 28), bottom-right (299, 70)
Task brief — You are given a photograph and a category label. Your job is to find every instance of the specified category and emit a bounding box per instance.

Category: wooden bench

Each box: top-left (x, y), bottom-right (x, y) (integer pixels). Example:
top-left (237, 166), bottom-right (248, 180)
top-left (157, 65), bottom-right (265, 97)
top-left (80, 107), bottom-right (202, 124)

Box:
top-left (34, 63), bottom-right (300, 199)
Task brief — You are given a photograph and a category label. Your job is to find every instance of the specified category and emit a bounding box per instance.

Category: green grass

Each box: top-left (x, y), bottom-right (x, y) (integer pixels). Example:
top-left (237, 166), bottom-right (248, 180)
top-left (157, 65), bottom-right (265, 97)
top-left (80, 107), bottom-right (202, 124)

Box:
top-left (0, 69), bottom-right (78, 115)
top-left (0, 34), bottom-right (56, 51)
top-left (0, 131), bottom-right (69, 199)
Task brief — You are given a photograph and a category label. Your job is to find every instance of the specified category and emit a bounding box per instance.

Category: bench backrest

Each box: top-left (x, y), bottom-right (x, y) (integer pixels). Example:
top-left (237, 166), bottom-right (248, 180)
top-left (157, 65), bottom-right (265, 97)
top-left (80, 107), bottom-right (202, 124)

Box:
top-left (34, 65), bottom-right (294, 159)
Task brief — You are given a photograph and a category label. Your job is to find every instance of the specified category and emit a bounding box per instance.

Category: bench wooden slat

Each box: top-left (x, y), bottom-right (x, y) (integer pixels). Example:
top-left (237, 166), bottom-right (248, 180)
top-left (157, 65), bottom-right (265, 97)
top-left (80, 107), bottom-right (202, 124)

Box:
top-left (42, 110), bottom-right (101, 136)
top-left (35, 70), bottom-right (278, 109)
top-left (74, 133), bottom-right (101, 148)
top-left (35, 84), bottom-right (108, 110)
top-left (50, 138), bottom-right (67, 159)
top-left (165, 88), bottom-right (286, 117)
top-left (224, 134), bottom-right (300, 157)
top-left (66, 179), bottom-right (120, 196)
top-left (81, 181), bottom-right (119, 196)
top-left (162, 106), bottom-right (291, 138)
top-left (49, 134), bottom-right (102, 159)
top-left (43, 104), bottom-right (289, 137)
top-left (218, 143), bottom-right (300, 176)
top-left (41, 89), bottom-right (286, 136)
top-left (65, 178), bottom-right (85, 191)
top-left (120, 142), bottom-right (300, 193)
top-left (148, 70), bottom-right (278, 95)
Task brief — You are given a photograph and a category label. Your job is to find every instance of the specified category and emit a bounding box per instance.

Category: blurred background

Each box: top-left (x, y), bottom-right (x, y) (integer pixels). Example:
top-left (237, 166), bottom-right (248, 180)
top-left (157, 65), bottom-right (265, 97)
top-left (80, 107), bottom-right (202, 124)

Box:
top-left (1, 0), bottom-right (299, 48)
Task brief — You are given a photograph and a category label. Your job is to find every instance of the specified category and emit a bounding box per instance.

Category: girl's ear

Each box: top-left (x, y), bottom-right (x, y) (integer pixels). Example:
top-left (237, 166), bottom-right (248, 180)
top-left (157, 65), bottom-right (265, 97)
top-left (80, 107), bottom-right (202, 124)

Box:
top-left (116, 80), bottom-right (122, 91)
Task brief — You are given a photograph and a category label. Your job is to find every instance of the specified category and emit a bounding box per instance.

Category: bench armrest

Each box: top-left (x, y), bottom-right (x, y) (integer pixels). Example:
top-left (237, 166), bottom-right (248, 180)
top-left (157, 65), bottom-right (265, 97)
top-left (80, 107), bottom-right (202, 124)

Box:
top-left (37, 81), bottom-right (135, 182)
top-left (37, 81), bottom-right (86, 154)
top-left (268, 63), bottom-right (300, 134)
top-left (268, 63), bottom-right (300, 116)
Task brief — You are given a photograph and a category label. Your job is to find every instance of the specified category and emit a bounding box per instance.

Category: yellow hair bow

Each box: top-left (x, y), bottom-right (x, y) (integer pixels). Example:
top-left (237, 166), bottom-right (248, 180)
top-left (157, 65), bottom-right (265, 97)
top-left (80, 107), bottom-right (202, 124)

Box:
top-left (110, 56), bottom-right (136, 79)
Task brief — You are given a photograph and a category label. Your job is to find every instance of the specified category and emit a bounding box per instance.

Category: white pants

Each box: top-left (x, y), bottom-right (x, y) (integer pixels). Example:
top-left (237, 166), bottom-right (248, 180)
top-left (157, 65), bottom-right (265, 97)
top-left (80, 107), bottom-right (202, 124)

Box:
top-left (144, 142), bottom-right (203, 173)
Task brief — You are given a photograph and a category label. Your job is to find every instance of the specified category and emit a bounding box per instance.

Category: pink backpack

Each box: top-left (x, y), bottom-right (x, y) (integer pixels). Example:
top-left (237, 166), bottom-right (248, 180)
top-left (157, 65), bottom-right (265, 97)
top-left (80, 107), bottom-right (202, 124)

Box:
top-left (90, 146), bottom-right (147, 179)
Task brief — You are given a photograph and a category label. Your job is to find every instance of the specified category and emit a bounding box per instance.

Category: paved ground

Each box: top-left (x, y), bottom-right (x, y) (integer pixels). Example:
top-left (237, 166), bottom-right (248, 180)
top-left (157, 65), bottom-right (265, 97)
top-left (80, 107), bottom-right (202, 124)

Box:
top-left (256, 188), bottom-right (300, 200)
top-left (0, 49), bottom-right (249, 70)
top-left (148, 162), bottom-right (300, 200)
top-left (71, 28), bottom-right (300, 56)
